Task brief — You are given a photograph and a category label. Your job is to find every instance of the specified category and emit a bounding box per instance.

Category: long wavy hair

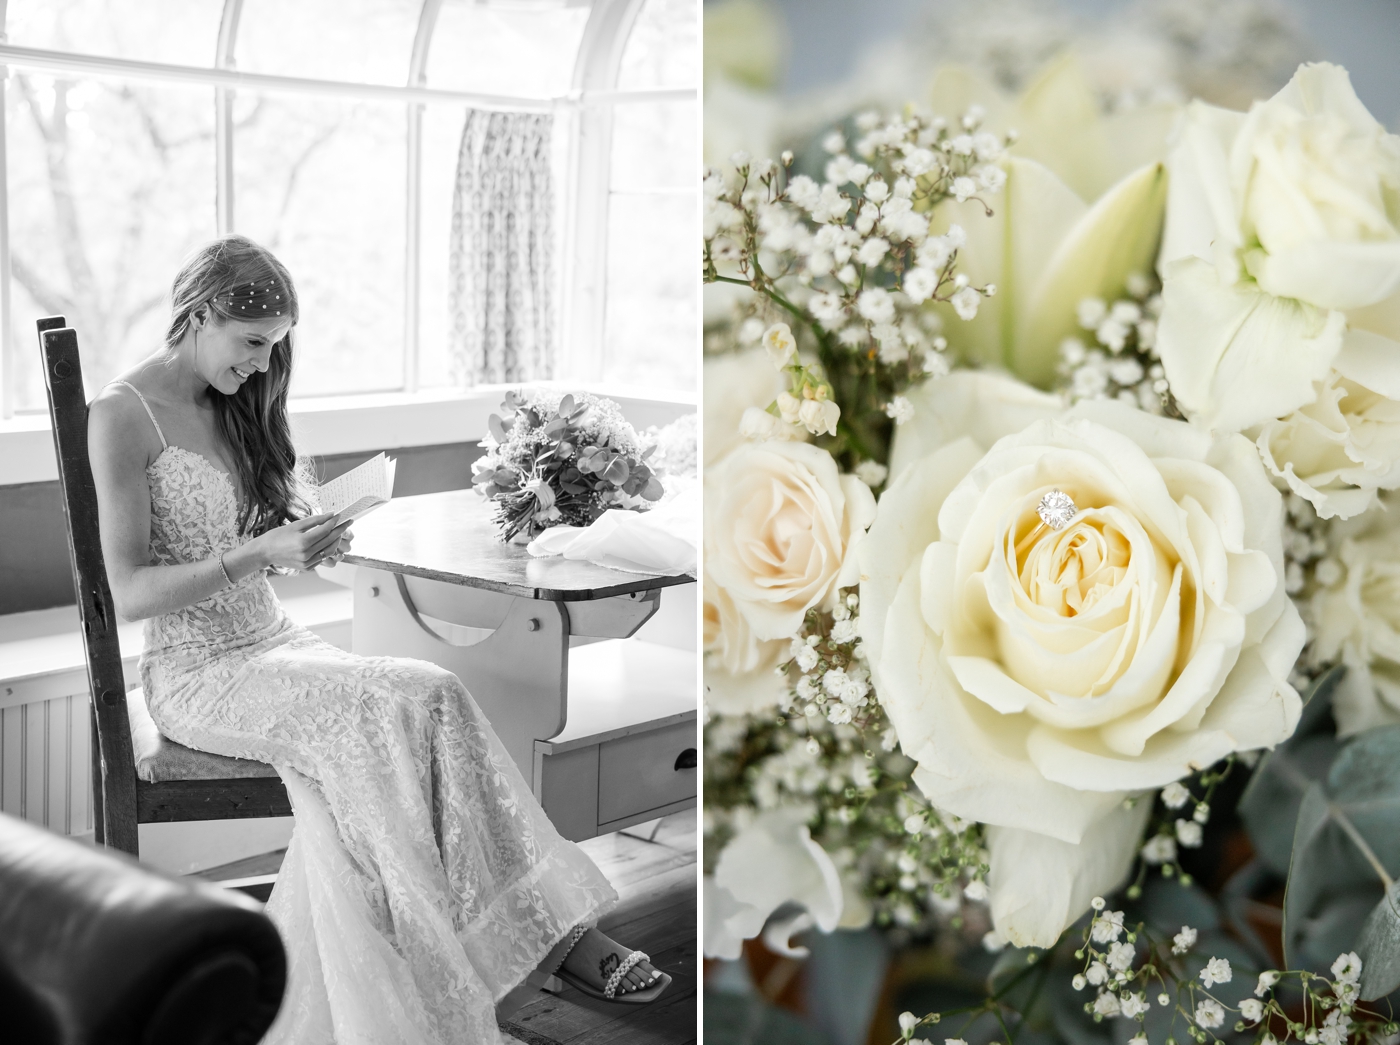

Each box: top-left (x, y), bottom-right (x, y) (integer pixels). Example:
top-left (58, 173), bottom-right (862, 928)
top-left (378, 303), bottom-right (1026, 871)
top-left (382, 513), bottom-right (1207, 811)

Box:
top-left (165, 235), bottom-right (308, 536)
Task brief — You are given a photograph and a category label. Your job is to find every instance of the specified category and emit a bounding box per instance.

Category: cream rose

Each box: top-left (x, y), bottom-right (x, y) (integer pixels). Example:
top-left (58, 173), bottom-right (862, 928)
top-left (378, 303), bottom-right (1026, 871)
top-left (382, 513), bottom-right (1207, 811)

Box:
top-left (1157, 63), bottom-right (1400, 432)
top-left (1311, 502), bottom-right (1400, 736)
top-left (861, 400), bottom-right (1304, 946)
top-left (707, 441), bottom-right (875, 641)
top-left (704, 346), bottom-right (790, 466)
top-left (703, 571), bottom-right (789, 715)
top-left (1252, 327), bottom-right (1400, 520)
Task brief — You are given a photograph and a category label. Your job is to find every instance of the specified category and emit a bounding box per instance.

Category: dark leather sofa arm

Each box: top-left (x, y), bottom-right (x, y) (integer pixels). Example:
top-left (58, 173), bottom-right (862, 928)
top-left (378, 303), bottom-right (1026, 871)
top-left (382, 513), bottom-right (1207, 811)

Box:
top-left (0, 813), bottom-right (285, 1045)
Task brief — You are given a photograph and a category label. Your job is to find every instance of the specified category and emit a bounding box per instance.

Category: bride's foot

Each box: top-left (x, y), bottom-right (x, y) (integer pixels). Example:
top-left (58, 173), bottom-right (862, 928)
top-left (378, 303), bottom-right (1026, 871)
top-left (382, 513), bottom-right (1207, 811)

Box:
top-left (558, 927), bottom-right (663, 997)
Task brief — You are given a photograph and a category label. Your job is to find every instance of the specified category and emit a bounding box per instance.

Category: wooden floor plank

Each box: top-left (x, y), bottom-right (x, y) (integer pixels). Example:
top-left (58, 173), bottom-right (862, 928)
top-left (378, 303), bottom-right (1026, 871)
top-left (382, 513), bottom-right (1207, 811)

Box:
top-left (504, 881), bottom-right (696, 1045)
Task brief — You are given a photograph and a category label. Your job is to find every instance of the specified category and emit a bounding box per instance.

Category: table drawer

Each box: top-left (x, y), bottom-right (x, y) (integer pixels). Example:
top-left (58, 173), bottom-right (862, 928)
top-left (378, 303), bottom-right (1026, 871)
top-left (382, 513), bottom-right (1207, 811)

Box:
top-left (596, 720), bottom-right (697, 825)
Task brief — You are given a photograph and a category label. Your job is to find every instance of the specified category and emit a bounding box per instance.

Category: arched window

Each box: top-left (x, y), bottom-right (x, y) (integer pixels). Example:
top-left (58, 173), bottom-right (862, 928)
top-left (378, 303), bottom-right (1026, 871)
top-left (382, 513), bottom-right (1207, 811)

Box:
top-left (0, 0), bottom-right (696, 424)
top-left (603, 0), bottom-right (698, 390)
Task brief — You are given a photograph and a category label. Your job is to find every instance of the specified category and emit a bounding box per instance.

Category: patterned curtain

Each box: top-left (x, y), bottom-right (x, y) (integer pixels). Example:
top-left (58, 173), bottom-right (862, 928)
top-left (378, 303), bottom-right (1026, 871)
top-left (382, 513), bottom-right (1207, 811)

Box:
top-left (447, 110), bottom-right (554, 385)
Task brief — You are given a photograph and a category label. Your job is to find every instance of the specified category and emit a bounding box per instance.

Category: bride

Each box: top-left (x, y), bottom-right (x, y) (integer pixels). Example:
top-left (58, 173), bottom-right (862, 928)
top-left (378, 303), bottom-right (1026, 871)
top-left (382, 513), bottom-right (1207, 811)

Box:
top-left (86, 234), bottom-right (670, 1044)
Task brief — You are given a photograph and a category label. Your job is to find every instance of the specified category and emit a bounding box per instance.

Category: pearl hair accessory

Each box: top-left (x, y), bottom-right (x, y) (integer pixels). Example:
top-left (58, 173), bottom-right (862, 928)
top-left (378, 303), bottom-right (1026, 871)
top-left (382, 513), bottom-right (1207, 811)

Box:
top-left (219, 276), bottom-right (285, 317)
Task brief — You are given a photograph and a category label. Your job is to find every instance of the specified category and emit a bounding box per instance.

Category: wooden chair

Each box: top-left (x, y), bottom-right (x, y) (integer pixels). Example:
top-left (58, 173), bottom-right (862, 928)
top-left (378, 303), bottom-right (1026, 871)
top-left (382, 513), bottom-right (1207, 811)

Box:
top-left (37, 318), bottom-right (291, 879)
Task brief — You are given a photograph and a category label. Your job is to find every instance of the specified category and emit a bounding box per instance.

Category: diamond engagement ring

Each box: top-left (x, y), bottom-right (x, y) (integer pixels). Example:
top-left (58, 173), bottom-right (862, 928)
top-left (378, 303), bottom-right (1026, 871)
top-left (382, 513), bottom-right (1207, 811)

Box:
top-left (1017, 489), bottom-right (1079, 556)
top-left (1036, 490), bottom-right (1078, 530)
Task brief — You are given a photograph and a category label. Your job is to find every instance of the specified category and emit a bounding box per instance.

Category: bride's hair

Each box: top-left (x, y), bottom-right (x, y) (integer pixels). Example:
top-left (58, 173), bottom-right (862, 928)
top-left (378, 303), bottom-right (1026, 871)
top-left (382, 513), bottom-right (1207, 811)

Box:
top-left (165, 234), bottom-right (310, 536)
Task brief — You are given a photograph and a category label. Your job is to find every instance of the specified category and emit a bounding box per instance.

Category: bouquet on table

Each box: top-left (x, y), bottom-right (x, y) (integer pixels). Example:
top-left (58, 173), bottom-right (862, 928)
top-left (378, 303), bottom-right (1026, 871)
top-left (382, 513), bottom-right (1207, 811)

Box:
top-left (703, 24), bottom-right (1400, 1044)
top-left (473, 389), bottom-right (665, 543)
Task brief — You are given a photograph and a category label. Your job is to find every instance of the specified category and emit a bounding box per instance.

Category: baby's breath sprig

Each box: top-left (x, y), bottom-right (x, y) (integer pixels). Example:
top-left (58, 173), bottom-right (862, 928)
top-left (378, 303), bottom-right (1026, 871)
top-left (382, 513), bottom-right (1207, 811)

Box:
top-left (1058, 275), bottom-right (1177, 418)
top-left (703, 105), bottom-right (1011, 469)
top-left (1061, 907), bottom-right (1397, 1045)
top-left (1121, 758), bottom-right (1237, 896)
top-left (704, 595), bottom-right (991, 937)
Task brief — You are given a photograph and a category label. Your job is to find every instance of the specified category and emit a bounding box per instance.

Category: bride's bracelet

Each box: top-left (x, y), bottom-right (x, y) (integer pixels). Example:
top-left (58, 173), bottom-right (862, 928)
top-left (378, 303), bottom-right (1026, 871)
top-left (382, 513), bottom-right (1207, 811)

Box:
top-left (215, 552), bottom-right (233, 588)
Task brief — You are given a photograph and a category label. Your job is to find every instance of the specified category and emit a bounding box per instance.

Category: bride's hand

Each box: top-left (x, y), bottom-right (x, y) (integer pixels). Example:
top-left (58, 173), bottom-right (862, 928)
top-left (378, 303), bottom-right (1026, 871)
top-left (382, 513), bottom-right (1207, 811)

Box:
top-left (252, 513), bottom-right (353, 572)
top-left (320, 527), bottom-right (354, 568)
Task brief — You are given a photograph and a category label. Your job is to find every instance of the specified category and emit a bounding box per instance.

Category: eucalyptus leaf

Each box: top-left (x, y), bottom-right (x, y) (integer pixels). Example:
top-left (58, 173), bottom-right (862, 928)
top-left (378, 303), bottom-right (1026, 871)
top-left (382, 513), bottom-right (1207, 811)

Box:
top-left (1133, 873), bottom-right (1220, 938)
top-left (1218, 859), bottom-right (1285, 969)
top-left (1238, 666), bottom-right (1344, 875)
top-left (1282, 725), bottom-right (1400, 972)
top-left (1357, 880), bottom-right (1400, 1001)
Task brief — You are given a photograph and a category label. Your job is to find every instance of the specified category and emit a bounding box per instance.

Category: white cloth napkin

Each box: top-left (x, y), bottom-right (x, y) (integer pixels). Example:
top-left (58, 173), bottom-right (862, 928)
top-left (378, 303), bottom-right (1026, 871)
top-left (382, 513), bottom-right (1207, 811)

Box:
top-left (526, 483), bottom-right (698, 575)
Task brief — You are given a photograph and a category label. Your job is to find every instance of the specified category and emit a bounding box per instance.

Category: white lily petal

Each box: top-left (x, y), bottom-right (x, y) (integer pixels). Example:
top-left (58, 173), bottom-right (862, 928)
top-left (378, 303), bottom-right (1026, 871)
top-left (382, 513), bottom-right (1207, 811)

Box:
top-left (986, 798), bottom-right (1152, 948)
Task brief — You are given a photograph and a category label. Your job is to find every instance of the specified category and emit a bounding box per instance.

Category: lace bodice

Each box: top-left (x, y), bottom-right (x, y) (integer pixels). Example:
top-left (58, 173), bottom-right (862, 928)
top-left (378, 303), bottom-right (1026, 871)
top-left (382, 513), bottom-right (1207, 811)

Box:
top-left (142, 445), bottom-right (291, 663)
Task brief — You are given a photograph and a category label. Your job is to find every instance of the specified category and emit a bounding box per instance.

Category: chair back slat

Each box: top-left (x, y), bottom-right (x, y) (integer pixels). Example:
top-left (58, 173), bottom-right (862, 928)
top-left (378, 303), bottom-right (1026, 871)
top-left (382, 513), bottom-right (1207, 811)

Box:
top-left (38, 321), bottom-right (140, 854)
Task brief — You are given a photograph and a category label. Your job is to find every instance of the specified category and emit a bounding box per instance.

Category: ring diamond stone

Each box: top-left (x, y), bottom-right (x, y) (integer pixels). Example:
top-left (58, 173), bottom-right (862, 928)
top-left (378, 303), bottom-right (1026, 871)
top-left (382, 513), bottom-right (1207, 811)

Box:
top-left (1036, 490), bottom-right (1077, 530)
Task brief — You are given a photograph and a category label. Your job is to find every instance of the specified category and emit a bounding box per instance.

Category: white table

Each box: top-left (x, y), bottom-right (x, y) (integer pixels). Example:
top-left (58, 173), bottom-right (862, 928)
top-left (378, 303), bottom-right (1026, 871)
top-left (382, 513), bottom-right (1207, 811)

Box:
top-left (344, 490), bottom-right (697, 840)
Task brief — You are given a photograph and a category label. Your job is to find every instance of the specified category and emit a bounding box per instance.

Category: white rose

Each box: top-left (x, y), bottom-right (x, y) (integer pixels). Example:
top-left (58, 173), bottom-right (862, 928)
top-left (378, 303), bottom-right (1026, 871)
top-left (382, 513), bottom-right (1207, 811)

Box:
top-left (860, 399), bottom-right (1304, 947)
top-left (1311, 500), bottom-right (1400, 736)
top-left (704, 808), bottom-right (843, 960)
top-left (707, 441), bottom-right (876, 640)
top-left (1163, 63), bottom-right (1400, 314)
top-left (1238, 65), bottom-right (1400, 310)
top-left (888, 370), bottom-right (1064, 483)
top-left (703, 572), bottom-right (788, 716)
top-left (1251, 327), bottom-right (1400, 519)
top-left (1157, 63), bottom-right (1400, 432)
top-left (704, 347), bottom-right (791, 466)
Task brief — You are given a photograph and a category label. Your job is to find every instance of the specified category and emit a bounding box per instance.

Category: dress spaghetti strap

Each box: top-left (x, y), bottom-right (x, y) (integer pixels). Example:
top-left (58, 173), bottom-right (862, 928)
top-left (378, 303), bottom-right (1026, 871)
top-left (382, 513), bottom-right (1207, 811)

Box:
top-left (111, 380), bottom-right (168, 450)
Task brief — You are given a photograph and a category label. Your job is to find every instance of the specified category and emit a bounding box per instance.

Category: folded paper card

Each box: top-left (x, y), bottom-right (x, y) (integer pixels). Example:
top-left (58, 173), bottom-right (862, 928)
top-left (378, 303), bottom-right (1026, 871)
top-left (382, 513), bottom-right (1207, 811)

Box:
top-left (318, 452), bottom-right (397, 525)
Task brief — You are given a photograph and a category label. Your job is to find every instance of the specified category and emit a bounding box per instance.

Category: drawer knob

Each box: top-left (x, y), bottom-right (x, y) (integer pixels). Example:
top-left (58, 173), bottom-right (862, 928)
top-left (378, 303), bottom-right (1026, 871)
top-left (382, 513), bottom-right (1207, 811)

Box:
top-left (674, 748), bottom-right (697, 771)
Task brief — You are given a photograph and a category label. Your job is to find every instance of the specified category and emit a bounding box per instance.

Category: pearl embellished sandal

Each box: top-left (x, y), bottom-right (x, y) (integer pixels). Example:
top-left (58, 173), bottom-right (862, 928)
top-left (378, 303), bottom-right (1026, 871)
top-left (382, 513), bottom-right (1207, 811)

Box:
top-left (550, 926), bottom-right (672, 1005)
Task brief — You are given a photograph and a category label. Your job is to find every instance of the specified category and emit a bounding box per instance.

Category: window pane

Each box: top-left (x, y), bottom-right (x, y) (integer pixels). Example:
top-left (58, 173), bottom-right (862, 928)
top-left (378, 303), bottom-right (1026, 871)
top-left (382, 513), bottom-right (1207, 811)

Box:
top-left (235, 0), bottom-right (422, 86)
top-left (6, 76), bottom-right (216, 412)
top-left (617, 0), bottom-right (699, 91)
top-left (232, 95), bottom-right (406, 397)
top-left (6, 0), bottom-right (224, 67)
top-left (602, 193), bottom-right (696, 391)
top-left (611, 100), bottom-right (695, 191)
top-left (416, 103), bottom-right (466, 391)
top-left (426, 3), bottom-right (588, 98)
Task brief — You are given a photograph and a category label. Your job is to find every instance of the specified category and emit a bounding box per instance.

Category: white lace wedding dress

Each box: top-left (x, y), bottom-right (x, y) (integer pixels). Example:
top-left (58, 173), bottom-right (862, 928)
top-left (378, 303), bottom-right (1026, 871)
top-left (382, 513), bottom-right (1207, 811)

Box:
top-left (126, 387), bottom-right (617, 1044)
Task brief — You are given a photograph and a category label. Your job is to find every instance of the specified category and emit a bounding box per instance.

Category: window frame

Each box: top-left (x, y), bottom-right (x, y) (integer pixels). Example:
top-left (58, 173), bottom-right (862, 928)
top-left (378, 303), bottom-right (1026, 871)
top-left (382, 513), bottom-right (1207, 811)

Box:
top-left (0, 0), bottom-right (696, 478)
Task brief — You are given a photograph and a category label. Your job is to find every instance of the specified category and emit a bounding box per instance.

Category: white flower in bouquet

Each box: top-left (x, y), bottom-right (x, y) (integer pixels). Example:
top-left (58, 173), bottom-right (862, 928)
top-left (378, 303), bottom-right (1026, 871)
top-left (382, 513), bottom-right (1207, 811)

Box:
top-left (704, 807), bottom-right (844, 960)
top-left (860, 395), bottom-right (1304, 947)
top-left (703, 572), bottom-right (789, 717)
top-left (1310, 501), bottom-right (1400, 735)
top-left (1250, 298), bottom-right (1400, 519)
top-left (706, 441), bottom-right (876, 641)
top-left (1157, 62), bottom-right (1400, 433)
top-left (887, 370), bottom-right (1063, 483)
top-left (704, 346), bottom-right (792, 465)
top-left (930, 154), bottom-right (1168, 388)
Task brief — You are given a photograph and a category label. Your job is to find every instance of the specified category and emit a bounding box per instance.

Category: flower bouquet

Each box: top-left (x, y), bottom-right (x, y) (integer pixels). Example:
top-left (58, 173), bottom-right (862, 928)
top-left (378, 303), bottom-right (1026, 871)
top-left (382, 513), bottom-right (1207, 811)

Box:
top-left (472, 389), bottom-right (664, 543)
top-left (703, 6), bottom-right (1400, 1042)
